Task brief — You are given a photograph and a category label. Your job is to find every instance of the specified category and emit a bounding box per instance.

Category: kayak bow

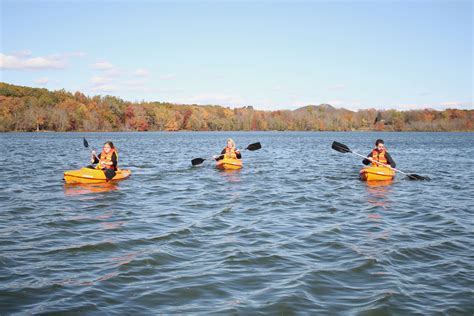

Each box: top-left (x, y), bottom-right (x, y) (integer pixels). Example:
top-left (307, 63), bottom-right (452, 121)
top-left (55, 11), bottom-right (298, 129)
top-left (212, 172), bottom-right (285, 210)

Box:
top-left (359, 166), bottom-right (395, 181)
top-left (216, 157), bottom-right (243, 170)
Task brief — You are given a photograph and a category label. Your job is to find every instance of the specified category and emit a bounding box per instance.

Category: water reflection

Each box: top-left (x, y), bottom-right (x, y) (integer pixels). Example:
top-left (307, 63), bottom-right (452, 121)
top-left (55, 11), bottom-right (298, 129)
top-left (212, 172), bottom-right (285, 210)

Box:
top-left (2, 132), bottom-right (472, 314)
top-left (63, 182), bottom-right (119, 196)
top-left (217, 169), bottom-right (242, 183)
top-left (366, 179), bottom-right (394, 188)
top-left (365, 180), bottom-right (393, 208)
top-left (365, 180), bottom-right (393, 241)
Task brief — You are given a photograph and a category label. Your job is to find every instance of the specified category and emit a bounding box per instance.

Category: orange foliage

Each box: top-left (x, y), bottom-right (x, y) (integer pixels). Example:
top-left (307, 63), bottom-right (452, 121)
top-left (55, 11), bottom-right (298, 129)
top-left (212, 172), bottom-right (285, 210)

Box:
top-left (0, 82), bottom-right (472, 132)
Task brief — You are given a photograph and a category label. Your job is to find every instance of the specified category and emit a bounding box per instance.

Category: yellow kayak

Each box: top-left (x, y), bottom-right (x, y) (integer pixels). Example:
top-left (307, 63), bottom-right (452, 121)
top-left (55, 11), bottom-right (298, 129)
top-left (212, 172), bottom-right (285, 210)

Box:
top-left (359, 166), bottom-right (395, 181)
top-left (63, 168), bottom-right (131, 184)
top-left (216, 157), bottom-right (243, 170)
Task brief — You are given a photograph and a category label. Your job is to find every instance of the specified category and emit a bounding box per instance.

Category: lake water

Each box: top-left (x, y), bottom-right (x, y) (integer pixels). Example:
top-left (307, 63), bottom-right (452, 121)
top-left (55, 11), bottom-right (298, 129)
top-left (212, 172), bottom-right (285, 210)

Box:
top-left (0, 132), bottom-right (473, 315)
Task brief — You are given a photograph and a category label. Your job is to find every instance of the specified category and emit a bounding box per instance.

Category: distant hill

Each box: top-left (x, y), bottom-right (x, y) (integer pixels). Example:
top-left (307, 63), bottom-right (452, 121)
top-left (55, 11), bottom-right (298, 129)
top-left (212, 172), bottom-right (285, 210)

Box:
top-left (0, 82), bottom-right (472, 132)
top-left (294, 104), bottom-right (338, 113)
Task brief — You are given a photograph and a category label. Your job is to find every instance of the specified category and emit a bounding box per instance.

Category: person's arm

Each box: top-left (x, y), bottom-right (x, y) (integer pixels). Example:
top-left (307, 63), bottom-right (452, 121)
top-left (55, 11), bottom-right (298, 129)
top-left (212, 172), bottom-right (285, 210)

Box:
top-left (214, 149), bottom-right (226, 161)
top-left (235, 150), bottom-right (242, 159)
top-left (91, 151), bottom-right (99, 164)
top-left (111, 152), bottom-right (118, 169)
top-left (362, 153), bottom-right (372, 165)
top-left (385, 152), bottom-right (396, 168)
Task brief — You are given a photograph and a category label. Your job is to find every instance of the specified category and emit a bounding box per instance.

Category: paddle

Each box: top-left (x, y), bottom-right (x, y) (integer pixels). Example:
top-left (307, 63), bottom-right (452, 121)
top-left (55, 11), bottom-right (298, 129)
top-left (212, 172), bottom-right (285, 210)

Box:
top-left (83, 137), bottom-right (97, 157)
top-left (331, 141), bottom-right (430, 181)
top-left (83, 137), bottom-right (89, 148)
top-left (83, 137), bottom-right (96, 163)
top-left (191, 142), bottom-right (262, 166)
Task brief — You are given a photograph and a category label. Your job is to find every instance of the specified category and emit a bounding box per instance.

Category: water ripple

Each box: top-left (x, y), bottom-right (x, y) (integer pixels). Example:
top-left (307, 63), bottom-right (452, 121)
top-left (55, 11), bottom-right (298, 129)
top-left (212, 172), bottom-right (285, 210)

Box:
top-left (0, 132), bottom-right (473, 314)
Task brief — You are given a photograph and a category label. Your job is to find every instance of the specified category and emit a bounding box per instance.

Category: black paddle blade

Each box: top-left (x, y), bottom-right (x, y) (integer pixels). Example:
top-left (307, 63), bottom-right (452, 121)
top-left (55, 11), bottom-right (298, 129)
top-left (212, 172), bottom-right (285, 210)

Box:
top-left (83, 137), bottom-right (89, 148)
top-left (191, 158), bottom-right (205, 166)
top-left (332, 141), bottom-right (351, 153)
top-left (407, 174), bottom-right (431, 181)
top-left (246, 142), bottom-right (261, 151)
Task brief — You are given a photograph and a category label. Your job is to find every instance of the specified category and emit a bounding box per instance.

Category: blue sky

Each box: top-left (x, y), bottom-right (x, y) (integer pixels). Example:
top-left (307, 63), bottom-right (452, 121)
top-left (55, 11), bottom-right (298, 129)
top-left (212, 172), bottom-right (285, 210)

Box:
top-left (1, 0), bottom-right (472, 111)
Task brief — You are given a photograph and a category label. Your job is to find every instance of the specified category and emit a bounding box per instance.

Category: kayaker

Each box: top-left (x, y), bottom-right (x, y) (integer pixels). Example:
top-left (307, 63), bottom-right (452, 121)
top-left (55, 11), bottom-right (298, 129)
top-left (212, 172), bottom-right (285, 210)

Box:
top-left (90, 141), bottom-right (118, 180)
top-left (214, 138), bottom-right (242, 161)
top-left (363, 139), bottom-right (396, 168)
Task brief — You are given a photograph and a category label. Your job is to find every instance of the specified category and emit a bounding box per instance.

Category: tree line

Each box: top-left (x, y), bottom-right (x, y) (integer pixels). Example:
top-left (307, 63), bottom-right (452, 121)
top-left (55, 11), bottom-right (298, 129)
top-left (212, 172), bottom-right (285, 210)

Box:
top-left (0, 82), bottom-right (472, 132)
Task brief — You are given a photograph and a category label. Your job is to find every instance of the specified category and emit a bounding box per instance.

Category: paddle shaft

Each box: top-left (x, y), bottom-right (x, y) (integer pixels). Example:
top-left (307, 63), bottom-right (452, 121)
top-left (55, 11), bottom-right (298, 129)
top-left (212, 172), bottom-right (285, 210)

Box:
top-left (349, 150), bottom-right (412, 177)
top-left (215, 147), bottom-right (244, 159)
top-left (192, 142), bottom-right (261, 166)
top-left (84, 137), bottom-right (103, 166)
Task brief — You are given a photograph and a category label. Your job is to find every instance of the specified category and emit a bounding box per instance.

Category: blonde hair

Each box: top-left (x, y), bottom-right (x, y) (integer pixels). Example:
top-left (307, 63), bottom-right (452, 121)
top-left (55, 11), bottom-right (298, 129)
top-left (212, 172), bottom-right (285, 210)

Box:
top-left (226, 138), bottom-right (236, 148)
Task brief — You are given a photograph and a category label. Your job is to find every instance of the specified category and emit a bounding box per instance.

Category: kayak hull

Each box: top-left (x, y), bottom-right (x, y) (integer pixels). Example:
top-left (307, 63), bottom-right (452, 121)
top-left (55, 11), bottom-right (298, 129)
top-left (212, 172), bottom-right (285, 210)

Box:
top-left (63, 168), bottom-right (131, 184)
top-left (216, 158), bottom-right (243, 170)
top-left (359, 166), bottom-right (395, 181)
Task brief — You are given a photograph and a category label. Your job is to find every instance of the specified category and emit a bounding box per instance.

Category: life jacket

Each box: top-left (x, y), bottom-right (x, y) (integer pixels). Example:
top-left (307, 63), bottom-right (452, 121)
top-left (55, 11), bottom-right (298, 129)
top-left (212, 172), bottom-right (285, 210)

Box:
top-left (224, 147), bottom-right (238, 159)
top-left (371, 148), bottom-right (388, 167)
top-left (96, 148), bottom-right (118, 170)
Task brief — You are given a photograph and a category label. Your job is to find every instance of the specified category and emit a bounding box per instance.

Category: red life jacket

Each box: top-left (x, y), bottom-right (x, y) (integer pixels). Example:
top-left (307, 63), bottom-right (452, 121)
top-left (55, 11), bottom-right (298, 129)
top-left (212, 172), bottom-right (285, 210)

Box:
top-left (371, 149), bottom-right (388, 166)
top-left (96, 148), bottom-right (118, 170)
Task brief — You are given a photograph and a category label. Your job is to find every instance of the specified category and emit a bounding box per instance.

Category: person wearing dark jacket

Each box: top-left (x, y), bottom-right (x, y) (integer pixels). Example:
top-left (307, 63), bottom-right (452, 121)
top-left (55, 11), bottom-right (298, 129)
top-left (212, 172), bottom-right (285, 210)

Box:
top-left (362, 139), bottom-right (396, 168)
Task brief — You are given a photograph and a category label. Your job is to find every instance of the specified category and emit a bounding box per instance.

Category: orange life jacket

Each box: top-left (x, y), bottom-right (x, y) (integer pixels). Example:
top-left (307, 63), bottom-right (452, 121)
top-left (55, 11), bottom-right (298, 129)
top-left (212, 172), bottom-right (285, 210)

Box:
top-left (96, 148), bottom-right (118, 170)
top-left (225, 147), bottom-right (238, 159)
top-left (371, 149), bottom-right (388, 166)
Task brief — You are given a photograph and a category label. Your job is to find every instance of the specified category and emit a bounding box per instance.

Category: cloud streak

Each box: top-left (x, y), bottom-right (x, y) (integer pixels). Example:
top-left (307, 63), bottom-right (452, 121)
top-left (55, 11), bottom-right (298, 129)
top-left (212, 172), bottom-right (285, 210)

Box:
top-left (92, 61), bottom-right (117, 71)
top-left (0, 53), bottom-right (65, 70)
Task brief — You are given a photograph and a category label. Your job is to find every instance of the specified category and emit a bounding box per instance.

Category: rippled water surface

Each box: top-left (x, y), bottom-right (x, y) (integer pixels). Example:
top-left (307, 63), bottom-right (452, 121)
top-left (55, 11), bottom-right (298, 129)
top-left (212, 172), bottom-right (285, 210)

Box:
top-left (0, 132), bottom-right (473, 314)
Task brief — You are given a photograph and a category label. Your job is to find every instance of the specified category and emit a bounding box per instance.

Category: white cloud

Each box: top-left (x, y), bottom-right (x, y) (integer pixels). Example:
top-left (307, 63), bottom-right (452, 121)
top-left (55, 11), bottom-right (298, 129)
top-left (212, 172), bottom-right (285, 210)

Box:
top-left (88, 64), bottom-right (154, 95)
top-left (134, 68), bottom-right (150, 77)
top-left (0, 53), bottom-right (65, 70)
top-left (89, 74), bottom-right (118, 93)
top-left (90, 75), bottom-right (112, 84)
top-left (92, 61), bottom-right (116, 71)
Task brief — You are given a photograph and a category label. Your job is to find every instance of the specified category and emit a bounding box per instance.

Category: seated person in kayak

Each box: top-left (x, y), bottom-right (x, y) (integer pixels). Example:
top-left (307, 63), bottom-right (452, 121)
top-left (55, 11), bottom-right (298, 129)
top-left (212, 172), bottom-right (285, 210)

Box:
top-left (90, 141), bottom-right (118, 180)
top-left (214, 138), bottom-right (242, 161)
top-left (362, 139), bottom-right (396, 168)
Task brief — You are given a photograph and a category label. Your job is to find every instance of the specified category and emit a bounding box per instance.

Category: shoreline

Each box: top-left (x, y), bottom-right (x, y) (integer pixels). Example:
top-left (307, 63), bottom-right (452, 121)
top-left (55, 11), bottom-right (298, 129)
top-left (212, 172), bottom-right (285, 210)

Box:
top-left (2, 130), bottom-right (473, 133)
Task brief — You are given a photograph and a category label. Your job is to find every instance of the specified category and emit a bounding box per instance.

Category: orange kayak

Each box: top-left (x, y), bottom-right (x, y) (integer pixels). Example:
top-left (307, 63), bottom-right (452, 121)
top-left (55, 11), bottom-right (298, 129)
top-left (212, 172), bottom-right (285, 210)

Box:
top-left (63, 168), bottom-right (131, 184)
top-left (216, 157), bottom-right (243, 170)
top-left (359, 166), bottom-right (395, 181)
